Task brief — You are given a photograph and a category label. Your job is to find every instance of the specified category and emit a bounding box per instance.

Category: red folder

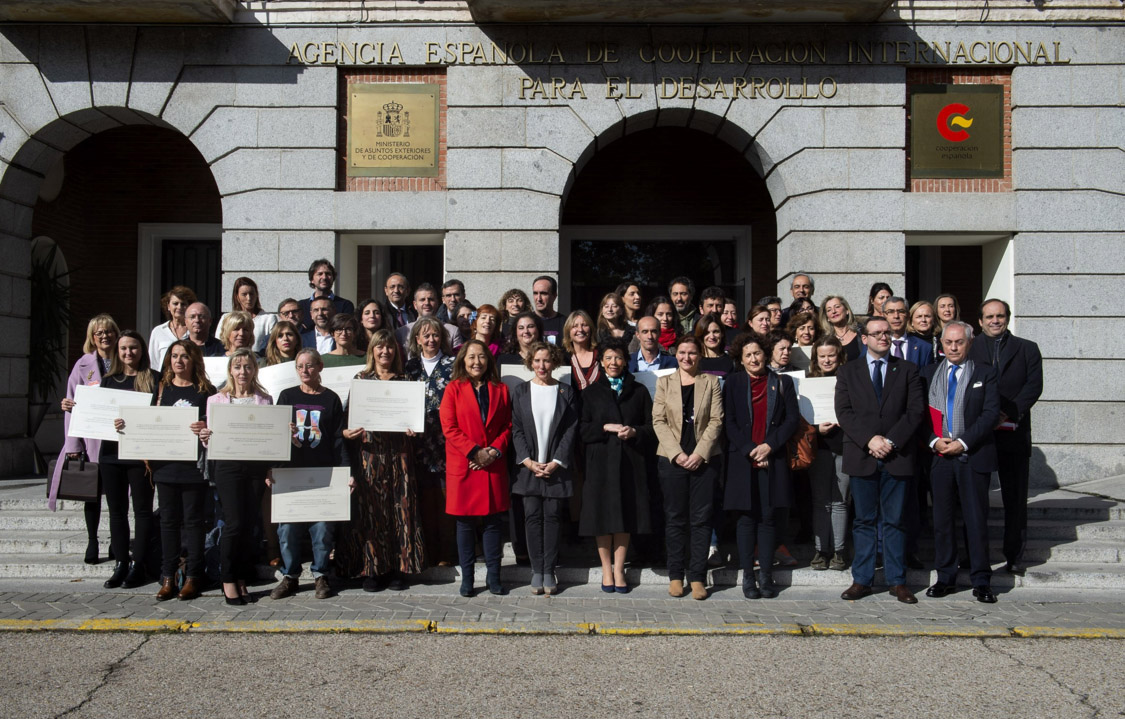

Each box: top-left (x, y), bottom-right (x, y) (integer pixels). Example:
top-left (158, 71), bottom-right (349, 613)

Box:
top-left (929, 406), bottom-right (944, 439)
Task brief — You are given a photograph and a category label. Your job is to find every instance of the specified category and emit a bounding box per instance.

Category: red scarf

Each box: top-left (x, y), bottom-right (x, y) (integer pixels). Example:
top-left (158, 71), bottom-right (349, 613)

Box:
top-left (658, 327), bottom-right (677, 350)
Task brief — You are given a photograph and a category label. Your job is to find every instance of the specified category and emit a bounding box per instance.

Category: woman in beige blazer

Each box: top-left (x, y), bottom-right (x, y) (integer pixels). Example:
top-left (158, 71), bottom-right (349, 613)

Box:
top-left (652, 334), bottom-right (724, 600)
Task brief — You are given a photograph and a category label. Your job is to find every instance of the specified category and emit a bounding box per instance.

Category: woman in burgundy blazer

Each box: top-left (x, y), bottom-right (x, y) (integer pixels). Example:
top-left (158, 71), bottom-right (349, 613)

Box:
top-left (440, 340), bottom-right (512, 597)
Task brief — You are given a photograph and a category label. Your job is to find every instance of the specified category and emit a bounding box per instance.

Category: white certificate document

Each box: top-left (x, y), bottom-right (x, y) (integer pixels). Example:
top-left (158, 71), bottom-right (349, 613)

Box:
top-left (348, 379), bottom-right (425, 432)
top-left (68, 384), bottom-right (155, 442)
top-left (791, 376), bottom-right (838, 425)
top-left (499, 365), bottom-right (572, 394)
top-left (790, 345), bottom-right (813, 371)
top-left (271, 466), bottom-right (351, 523)
top-left (632, 368), bottom-right (677, 398)
top-left (203, 356), bottom-right (230, 388)
top-left (319, 365), bottom-right (361, 410)
top-left (207, 404), bottom-right (292, 462)
top-left (117, 406), bottom-right (200, 461)
top-left (258, 361), bottom-right (300, 402)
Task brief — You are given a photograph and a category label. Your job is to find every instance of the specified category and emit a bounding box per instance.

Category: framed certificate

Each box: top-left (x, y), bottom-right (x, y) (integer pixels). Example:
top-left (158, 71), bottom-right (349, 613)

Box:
top-left (347, 379), bottom-right (425, 432)
top-left (207, 404), bottom-right (292, 462)
top-left (271, 466), bottom-right (351, 523)
top-left (791, 376), bottom-right (838, 425)
top-left (68, 384), bottom-right (156, 442)
top-left (117, 406), bottom-right (200, 461)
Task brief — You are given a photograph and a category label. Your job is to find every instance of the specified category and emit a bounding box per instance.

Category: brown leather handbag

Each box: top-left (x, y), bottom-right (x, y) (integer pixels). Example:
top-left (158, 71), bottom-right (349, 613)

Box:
top-left (47, 454), bottom-right (100, 502)
top-left (788, 417), bottom-right (817, 471)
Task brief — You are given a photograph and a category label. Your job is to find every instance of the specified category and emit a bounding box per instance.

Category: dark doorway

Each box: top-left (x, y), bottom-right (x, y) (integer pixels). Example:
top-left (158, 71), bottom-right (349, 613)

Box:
top-left (161, 239), bottom-right (222, 323)
top-left (561, 125), bottom-right (775, 316)
top-left (906, 245), bottom-right (983, 323)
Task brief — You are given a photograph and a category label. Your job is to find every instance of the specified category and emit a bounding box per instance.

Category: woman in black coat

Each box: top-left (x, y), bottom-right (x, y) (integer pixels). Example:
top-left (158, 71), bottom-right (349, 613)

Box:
top-left (510, 342), bottom-right (578, 596)
top-left (578, 338), bottom-right (654, 593)
top-left (723, 332), bottom-right (799, 599)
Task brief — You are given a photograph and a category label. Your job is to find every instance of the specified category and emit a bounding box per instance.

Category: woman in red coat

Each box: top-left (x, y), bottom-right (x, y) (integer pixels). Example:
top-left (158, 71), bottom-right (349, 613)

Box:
top-left (440, 340), bottom-right (512, 597)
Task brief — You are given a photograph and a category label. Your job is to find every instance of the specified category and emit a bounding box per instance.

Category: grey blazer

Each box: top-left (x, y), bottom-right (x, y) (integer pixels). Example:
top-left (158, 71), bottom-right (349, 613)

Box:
top-left (509, 380), bottom-right (578, 498)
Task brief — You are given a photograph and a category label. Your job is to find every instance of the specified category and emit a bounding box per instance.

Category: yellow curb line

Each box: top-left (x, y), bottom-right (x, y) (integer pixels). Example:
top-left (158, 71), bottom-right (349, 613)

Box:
top-left (808, 624), bottom-right (1014, 638)
top-left (1012, 626), bottom-right (1125, 639)
top-left (594, 623), bottom-right (803, 636)
top-left (429, 622), bottom-right (593, 635)
top-left (186, 619), bottom-right (432, 633)
top-left (0, 618), bottom-right (190, 632)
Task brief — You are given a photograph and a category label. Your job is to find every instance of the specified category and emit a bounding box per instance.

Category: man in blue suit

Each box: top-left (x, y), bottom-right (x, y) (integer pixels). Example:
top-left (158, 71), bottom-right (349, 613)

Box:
top-left (628, 317), bottom-right (677, 373)
top-left (920, 321), bottom-right (1001, 603)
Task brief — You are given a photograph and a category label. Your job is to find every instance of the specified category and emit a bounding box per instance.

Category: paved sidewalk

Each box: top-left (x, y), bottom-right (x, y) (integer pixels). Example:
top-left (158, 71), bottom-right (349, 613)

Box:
top-left (0, 580), bottom-right (1122, 638)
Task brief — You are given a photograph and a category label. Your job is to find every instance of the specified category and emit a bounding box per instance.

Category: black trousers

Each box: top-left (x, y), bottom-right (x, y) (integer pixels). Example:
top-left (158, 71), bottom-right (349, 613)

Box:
top-left (523, 495), bottom-right (563, 577)
top-left (658, 457), bottom-right (716, 583)
top-left (101, 461), bottom-right (153, 565)
top-left (931, 456), bottom-right (992, 587)
top-left (214, 461), bottom-right (267, 583)
top-left (456, 513), bottom-right (503, 579)
top-left (156, 482), bottom-right (208, 580)
top-left (997, 446), bottom-right (1029, 564)
top-left (732, 469), bottom-right (778, 582)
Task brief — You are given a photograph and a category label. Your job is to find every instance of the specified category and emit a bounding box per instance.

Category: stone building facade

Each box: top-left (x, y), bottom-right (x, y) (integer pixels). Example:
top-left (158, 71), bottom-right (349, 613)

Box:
top-left (0, 1), bottom-right (1122, 484)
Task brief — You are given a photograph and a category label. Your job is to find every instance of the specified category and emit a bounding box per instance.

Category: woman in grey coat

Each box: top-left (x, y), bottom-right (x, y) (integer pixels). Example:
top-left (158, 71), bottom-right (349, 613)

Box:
top-left (510, 342), bottom-right (578, 595)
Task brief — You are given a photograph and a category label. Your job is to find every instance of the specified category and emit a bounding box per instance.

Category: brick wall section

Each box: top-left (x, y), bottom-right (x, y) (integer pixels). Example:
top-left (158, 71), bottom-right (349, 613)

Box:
top-left (338, 68), bottom-right (448, 191)
top-left (32, 126), bottom-right (222, 367)
top-left (906, 68), bottom-right (1013, 192)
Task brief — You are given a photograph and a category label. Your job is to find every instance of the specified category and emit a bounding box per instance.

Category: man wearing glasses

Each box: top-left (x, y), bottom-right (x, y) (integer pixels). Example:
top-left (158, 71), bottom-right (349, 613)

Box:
top-left (835, 316), bottom-right (925, 604)
top-left (277, 298), bottom-right (303, 328)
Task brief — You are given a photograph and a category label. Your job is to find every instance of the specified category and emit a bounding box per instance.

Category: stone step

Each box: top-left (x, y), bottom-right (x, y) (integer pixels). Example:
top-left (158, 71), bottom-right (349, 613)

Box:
top-left (988, 519), bottom-right (1125, 541)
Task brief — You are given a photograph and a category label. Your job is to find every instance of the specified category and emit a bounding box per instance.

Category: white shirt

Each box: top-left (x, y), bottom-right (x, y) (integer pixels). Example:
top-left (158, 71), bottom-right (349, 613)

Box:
top-left (865, 352), bottom-right (887, 385)
top-left (215, 312), bottom-right (278, 353)
top-left (314, 328), bottom-right (335, 354)
top-left (529, 382), bottom-right (558, 465)
top-left (421, 352), bottom-right (442, 376)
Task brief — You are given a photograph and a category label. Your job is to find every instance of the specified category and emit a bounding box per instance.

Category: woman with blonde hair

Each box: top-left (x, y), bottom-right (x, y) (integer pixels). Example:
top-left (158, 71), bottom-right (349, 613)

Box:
top-left (55, 314), bottom-right (121, 564)
top-left (340, 329), bottom-right (425, 591)
top-left (199, 348), bottom-right (273, 604)
top-left (265, 320), bottom-right (301, 366)
top-left (563, 310), bottom-right (600, 391)
top-left (596, 292), bottom-right (634, 346)
top-left (219, 311), bottom-right (256, 356)
top-left (817, 295), bottom-right (861, 362)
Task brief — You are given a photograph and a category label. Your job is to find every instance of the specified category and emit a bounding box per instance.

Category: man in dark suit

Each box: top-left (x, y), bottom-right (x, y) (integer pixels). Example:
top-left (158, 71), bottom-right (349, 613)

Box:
top-left (296, 259), bottom-right (354, 331)
top-left (380, 272), bottom-right (417, 331)
top-left (969, 298), bottom-right (1043, 575)
top-left (921, 321), bottom-right (1001, 602)
top-left (300, 296), bottom-right (336, 352)
top-left (879, 296), bottom-right (933, 369)
top-left (835, 316), bottom-right (926, 603)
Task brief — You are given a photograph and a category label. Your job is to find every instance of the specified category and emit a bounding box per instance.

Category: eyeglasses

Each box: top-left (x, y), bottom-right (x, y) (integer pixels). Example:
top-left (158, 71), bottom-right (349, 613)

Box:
top-left (333, 327), bottom-right (355, 334)
top-left (92, 330), bottom-right (116, 338)
top-left (865, 331), bottom-right (892, 338)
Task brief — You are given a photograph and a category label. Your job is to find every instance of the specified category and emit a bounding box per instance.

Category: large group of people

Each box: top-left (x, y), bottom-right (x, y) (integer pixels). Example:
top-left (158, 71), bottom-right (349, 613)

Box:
top-left (50, 259), bottom-right (1043, 604)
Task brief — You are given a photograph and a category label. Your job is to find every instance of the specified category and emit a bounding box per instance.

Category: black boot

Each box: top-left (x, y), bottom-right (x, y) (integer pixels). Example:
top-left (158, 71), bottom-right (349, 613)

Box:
top-left (84, 539), bottom-right (99, 565)
top-left (486, 566), bottom-right (505, 595)
top-left (104, 561), bottom-right (128, 589)
top-left (758, 568), bottom-right (777, 599)
top-left (122, 562), bottom-right (148, 588)
top-left (742, 569), bottom-right (761, 599)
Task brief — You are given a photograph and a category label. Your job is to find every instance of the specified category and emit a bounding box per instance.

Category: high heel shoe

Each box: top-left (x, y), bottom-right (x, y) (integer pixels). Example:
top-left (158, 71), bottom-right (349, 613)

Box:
top-left (224, 594), bottom-right (247, 606)
top-left (84, 539), bottom-right (99, 565)
top-left (104, 561), bottom-right (128, 589)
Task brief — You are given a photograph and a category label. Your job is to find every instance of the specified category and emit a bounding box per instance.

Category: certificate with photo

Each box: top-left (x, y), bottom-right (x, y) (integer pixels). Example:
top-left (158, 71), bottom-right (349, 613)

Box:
top-left (116, 406), bottom-right (200, 461)
top-left (68, 384), bottom-right (156, 442)
top-left (271, 466), bottom-right (351, 523)
top-left (347, 379), bottom-right (425, 432)
top-left (206, 404), bottom-right (292, 462)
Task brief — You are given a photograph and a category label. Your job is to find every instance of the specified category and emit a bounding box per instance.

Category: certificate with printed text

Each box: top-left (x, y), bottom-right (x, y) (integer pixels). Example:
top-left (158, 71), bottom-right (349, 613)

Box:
top-left (203, 356), bottom-right (230, 388)
top-left (319, 365), bottom-right (362, 410)
top-left (206, 404), bottom-right (292, 462)
top-left (347, 379), bottom-right (425, 432)
top-left (117, 406), bottom-right (199, 461)
top-left (271, 467), bottom-right (351, 523)
top-left (791, 376), bottom-right (838, 425)
top-left (257, 361), bottom-right (300, 403)
top-left (68, 384), bottom-right (155, 442)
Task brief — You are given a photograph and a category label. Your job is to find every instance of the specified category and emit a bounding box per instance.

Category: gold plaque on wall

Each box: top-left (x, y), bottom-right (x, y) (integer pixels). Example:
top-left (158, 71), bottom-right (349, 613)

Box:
top-left (911, 84), bottom-right (1004, 179)
top-left (348, 83), bottom-right (439, 177)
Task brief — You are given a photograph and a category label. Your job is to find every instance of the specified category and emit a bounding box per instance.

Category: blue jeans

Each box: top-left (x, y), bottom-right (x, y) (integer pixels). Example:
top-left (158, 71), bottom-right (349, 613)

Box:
top-left (850, 466), bottom-right (908, 586)
top-left (278, 521), bottom-right (334, 579)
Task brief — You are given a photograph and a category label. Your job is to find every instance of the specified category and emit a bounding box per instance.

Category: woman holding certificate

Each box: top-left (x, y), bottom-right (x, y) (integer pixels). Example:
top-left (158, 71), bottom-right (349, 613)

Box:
top-left (652, 335), bottom-right (723, 601)
top-left (339, 329), bottom-right (426, 592)
top-left (440, 340), bottom-right (512, 597)
top-left (270, 348), bottom-right (351, 601)
top-left (510, 342), bottom-right (577, 596)
top-left (806, 337), bottom-right (850, 572)
top-left (723, 332), bottom-right (799, 599)
top-left (128, 341), bottom-right (215, 601)
top-left (199, 348), bottom-right (274, 604)
top-left (55, 314), bottom-right (121, 564)
top-left (404, 318), bottom-right (457, 567)
top-left (98, 330), bottom-right (159, 589)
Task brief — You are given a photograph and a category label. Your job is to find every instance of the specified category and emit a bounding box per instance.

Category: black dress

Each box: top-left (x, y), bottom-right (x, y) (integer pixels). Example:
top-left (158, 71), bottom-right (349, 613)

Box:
top-left (578, 373), bottom-right (655, 536)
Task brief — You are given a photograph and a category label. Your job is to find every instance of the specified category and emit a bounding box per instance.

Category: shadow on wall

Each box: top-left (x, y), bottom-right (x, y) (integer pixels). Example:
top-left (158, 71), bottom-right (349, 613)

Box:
top-left (1030, 446), bottom-right (1059, 495)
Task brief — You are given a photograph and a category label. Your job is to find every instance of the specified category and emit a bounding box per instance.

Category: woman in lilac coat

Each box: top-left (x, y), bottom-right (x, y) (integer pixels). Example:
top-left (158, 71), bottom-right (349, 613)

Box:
top-left (54, 314), bottom-right (121, 564)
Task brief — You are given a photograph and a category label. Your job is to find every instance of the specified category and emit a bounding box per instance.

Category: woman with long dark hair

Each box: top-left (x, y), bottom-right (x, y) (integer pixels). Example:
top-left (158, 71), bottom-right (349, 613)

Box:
top-left (215, 277), bottom-right (276, 354)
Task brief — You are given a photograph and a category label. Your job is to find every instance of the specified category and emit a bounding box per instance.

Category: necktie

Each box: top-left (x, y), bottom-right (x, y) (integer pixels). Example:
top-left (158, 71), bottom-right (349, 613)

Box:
top-left (892, 339), bottom-right (904, 359)
top-left (397, 307), bottom-right (407, 327)
top-left (871, 359), bottom-right (883, 403)
top-left (946, 365), bottom-right (959, 435)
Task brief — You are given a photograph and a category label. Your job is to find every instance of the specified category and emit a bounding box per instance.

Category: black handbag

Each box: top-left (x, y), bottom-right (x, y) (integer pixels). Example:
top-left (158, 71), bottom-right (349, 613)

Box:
top-left (47, 454), bottom-right (100, 502)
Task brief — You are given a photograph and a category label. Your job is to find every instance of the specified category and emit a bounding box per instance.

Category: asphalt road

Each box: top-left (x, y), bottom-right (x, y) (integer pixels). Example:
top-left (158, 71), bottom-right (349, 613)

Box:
top-left (3, 633), bottom-right (1122, 718)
